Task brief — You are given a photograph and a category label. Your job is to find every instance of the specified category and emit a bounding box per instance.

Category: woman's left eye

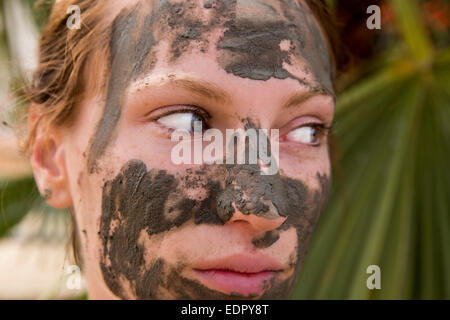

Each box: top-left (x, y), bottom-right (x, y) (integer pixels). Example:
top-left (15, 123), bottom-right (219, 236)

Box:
top-left (286, 124), bottom-right (325, 145)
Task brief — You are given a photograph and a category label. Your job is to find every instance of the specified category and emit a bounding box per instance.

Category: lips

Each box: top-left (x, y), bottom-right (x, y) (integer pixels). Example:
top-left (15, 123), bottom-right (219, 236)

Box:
top-left (190, 253), bottom-right (283, 297)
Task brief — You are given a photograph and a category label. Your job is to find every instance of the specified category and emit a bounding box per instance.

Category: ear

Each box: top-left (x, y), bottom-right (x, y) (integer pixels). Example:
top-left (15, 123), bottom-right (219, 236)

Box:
top-left (29, 104), bottom-right (73, 208)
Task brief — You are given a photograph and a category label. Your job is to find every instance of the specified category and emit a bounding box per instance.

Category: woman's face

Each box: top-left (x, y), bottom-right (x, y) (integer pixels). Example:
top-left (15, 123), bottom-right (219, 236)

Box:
top-left (57, 0), bottom-right (335, 299)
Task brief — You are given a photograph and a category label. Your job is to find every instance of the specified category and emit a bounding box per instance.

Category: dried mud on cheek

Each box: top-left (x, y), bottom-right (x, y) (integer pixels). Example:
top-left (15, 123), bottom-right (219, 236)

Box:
top-left (99, 159), bottom-right (330, 299)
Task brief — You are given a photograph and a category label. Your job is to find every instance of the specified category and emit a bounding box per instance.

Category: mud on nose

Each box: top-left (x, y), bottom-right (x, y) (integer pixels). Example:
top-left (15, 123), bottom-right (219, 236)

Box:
top-left (215, 175), bottom-right (285, 228)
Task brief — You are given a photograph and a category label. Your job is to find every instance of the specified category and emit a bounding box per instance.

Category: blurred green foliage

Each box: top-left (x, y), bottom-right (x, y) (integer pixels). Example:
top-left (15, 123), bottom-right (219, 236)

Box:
top-left (292, 0), bottom-right (450, 299)
top-left (0, 177), bottom-right (38, 237)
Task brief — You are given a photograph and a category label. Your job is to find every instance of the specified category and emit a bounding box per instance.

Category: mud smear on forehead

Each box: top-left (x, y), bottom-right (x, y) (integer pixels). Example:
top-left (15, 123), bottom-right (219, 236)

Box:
top-left (99, 122), bottom-right (331, 299)
top-left (87, 0), bottom-right (334, 172)
top-left (217, 0), bottom-right (333, 94)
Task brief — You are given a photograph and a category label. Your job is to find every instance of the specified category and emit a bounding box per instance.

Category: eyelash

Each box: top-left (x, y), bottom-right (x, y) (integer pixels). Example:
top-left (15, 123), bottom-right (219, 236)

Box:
top-left (152, 106), bottom-right (211, 131)
top-left (153, 106), bottom-right (210, 120)
top-left (287, 122), bottom-right (332, 147)
top-left (152, 106), bottom-right (332, 146)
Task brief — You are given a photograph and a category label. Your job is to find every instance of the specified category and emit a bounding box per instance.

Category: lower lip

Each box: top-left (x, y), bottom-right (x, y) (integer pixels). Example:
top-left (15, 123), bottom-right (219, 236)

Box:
top-left (191, 269), bottom-right (277, 297)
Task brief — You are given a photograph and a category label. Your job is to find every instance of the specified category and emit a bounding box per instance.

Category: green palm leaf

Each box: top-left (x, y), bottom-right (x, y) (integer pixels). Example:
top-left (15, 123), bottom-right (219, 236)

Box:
top-left (292, 0), bottom-right (450, 300)
top-left (0, 177), bottom-right (39, 237)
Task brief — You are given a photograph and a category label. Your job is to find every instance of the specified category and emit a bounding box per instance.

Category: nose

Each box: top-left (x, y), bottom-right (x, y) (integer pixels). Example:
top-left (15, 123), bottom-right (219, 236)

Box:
top-left (226, 203), bottom-right (286, 232)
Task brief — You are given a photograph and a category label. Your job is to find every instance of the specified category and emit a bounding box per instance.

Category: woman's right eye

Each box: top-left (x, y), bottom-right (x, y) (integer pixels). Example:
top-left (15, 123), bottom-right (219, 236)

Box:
top-left (157, 112), bottom-right (207, 133)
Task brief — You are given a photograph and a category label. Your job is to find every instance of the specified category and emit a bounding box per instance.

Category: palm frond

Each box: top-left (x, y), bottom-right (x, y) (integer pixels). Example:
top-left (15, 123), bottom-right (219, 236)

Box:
top-left (0, 177), bottom-right (39, 237)
top-left (292, 0), bottom-right (450, 299)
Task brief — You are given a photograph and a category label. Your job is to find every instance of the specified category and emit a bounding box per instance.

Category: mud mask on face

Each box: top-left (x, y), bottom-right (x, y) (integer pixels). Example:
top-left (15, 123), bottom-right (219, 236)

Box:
top-left (90, 0), bottom-right (333, 299)
top-left (99, 122), bottom-right (331, 299)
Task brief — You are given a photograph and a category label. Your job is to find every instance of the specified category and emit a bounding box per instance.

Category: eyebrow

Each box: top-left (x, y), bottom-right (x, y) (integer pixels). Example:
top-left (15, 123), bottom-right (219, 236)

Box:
top-left (130, 75), bottom-right (233, 105)
top-left (282, 90), bottom-right (336, 110)
top-left (130, 74), bottom-right (335, 112)
top-left (172, 78), bottom-right (233, 104)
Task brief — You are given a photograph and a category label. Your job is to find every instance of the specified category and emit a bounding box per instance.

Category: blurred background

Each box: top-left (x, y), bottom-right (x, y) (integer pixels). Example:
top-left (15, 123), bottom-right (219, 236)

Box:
top-left (0, 0), bottom-right (449, 299)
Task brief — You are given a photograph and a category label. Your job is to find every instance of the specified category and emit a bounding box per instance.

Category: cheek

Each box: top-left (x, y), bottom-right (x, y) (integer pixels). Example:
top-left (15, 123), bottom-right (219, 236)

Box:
top-left (111, 118), bottom-right (180, 172)
top-left (279, 145), bottom-right (331, 188)
top-left (64, 95), bottom-right (110, 198)
top-left (61, 99), bottom-right (112, 258)
top-left (64, 130), bottom-right (158, 290)
top-left (67, 167), bottom-right (106, 270)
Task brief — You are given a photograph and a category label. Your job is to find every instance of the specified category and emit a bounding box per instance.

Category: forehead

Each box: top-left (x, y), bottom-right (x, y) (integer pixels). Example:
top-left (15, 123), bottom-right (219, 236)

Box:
top-left (108, 0), bottom-right (333, 94)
